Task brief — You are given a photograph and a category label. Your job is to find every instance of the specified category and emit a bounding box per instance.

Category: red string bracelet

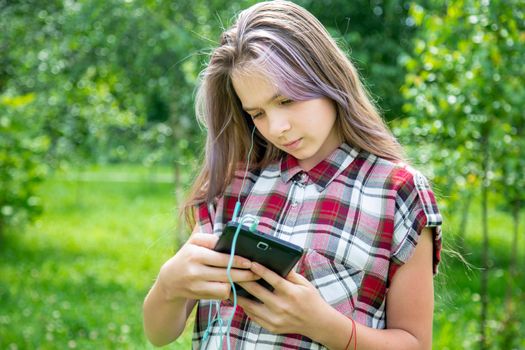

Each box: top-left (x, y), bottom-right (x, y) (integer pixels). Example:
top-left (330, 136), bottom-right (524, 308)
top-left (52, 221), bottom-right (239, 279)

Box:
top-left (344, 318), bottom-right (356, 350)
top-left (353, 317), bottom-right (357, 350)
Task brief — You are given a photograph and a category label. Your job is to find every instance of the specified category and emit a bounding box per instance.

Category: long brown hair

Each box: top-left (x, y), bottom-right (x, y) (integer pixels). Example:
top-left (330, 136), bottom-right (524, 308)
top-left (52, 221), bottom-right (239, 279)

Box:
top-left (183, 0), bottom-right (406, 227)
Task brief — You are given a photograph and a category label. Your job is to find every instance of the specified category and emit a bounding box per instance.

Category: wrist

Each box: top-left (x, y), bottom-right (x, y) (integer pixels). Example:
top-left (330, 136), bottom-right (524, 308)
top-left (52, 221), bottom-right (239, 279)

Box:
top-left (307, 302), bottom-right (353, 349)
top-left (154, 275), bottom-right (184, 303)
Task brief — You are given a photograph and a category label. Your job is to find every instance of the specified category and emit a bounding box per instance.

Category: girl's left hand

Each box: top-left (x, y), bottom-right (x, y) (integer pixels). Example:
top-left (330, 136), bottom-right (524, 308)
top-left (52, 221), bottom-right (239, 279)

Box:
top-left (236, 262), bottom-right (326, 335)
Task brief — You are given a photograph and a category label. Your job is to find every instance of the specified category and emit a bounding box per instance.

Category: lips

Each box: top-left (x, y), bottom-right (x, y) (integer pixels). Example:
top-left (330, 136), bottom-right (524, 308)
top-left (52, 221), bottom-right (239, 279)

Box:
top-left (282, 138), bottom-right (302, 149)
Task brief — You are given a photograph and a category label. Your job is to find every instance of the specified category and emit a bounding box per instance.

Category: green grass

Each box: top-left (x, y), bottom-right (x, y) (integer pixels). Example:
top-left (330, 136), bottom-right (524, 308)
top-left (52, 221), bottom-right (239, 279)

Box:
top-left (1, 164), bottom-right (524, 349)
top-left (433, 198), bottom-right (525, 350)
top-left (0, 166), bottom-right (193, 349)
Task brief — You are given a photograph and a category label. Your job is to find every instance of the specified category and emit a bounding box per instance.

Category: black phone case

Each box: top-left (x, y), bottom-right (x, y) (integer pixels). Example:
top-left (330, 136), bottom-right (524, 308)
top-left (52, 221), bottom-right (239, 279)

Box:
top-left (214, 221), bottom-right (304, 300)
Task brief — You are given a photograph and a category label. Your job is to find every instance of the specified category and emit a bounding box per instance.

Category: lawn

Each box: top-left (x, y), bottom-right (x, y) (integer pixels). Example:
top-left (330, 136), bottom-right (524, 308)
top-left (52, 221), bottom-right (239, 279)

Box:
top-left (0, 164), bottom-right (523, 349)
top-left (0, 164), bottom-right (193, 349)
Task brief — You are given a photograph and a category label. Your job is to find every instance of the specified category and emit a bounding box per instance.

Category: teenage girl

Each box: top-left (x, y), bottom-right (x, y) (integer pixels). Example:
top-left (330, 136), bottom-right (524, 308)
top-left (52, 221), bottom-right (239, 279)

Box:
top-left (143, 1), bottom-right (442, 349)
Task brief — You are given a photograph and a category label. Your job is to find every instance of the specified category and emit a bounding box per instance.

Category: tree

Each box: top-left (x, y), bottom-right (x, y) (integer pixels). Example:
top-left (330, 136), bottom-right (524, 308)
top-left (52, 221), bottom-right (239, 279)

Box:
top-left (400, 0), bottom-right (525, 348)
top-left (0, 0), bottom-right (219, 235)
top-left (299, 0), bottom-right (418, 123)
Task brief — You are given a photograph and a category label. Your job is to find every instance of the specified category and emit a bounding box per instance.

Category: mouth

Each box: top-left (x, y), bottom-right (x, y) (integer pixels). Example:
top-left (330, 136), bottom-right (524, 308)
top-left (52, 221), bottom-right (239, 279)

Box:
top-left (282, 138), bottom-right (302, 149)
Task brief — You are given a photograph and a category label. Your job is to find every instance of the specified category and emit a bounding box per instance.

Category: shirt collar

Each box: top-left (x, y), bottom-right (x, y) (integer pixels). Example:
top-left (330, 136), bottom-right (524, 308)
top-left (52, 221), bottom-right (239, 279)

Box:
top-left (280, 142), bottom-right (358, 192)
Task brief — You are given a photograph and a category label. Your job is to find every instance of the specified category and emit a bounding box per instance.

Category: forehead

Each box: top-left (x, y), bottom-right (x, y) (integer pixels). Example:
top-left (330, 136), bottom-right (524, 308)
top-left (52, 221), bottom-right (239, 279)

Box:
top-left (231, 70), bottom-right (280, 108)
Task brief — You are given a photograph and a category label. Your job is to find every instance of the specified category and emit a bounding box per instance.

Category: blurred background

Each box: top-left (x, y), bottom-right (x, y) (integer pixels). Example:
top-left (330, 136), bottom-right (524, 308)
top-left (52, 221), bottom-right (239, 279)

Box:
top-left (1, 0), bottom-right (524, 349)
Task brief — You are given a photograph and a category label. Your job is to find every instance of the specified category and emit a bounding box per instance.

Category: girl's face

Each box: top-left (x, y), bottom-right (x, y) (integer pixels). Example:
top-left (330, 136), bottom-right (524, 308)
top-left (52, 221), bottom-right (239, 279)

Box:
top-left (232, 72), bottom-right (341, 171)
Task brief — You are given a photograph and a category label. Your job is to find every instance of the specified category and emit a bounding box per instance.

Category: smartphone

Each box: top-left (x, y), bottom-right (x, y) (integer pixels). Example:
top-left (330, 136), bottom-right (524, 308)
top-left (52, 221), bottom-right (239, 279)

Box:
top-left (214, 221), bottom-right (304, 300)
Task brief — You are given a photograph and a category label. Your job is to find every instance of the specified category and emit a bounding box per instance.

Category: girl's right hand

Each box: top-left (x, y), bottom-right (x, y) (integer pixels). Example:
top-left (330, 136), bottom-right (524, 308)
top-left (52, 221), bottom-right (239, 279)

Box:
top-left (156, 232), bottom-right (258, 301)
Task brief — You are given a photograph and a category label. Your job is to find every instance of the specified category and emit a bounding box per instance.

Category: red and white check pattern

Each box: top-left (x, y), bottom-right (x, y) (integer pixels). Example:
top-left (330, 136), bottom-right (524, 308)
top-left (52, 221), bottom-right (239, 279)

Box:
top-left (193, 142), bottom-right (442, 349)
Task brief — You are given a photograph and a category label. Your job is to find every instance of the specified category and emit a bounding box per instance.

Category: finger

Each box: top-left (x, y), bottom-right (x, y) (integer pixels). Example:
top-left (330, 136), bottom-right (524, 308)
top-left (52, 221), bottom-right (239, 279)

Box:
top-left (243, 311), bottom-right (269, 330)
top-left (197, 248), bottom-right (253, 269)
top-left (190, 281), bottom-right (231, 300)
top-left (186, 241), bottom-right (252, 269)
top-left (237, 296), bottom-right (272, 329)
top-left (285, 270), bottom-right (311, 286)
top-left (236, 295), bottom-right (253, 308)
top-left (237, 281), bottom-right (274, 304)
top-left (199, 266), bottom-right (261, 283)
top-left (250, 262), bottom-right (288, 291)
top-left (236, 295), bottom-right (267, 315)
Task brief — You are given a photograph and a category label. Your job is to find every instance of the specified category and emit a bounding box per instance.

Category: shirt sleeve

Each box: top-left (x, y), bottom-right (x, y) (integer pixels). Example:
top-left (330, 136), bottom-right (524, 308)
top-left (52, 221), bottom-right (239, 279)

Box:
top-left (194, 201), bottom-right (214, 234)
top-left (388, 169), bottom-right (443, 284)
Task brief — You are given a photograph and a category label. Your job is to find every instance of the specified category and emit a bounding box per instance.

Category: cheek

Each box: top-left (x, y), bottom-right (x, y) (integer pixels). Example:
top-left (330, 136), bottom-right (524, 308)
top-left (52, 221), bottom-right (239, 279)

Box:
top-left (296, 103), bottom-right (335, 129)
top-left (253, 120), bottom-right (270, 139)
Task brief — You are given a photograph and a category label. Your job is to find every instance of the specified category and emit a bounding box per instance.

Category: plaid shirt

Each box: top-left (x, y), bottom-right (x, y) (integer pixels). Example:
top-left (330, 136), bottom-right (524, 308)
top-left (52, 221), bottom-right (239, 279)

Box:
top-left (193, 143), bottom-right (442, 349)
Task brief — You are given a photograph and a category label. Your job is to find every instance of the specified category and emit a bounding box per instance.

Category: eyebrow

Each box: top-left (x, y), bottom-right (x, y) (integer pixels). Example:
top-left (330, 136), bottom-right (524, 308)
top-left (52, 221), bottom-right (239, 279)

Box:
top-left (242, 93), bottom-right (281, 112)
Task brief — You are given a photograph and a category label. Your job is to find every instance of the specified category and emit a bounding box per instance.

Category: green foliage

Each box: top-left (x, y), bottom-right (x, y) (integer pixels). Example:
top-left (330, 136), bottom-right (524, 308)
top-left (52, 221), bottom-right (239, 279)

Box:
top-left (299, 0), bottom-right (417, 122)
top-left (1, 0), bottom-right (192, 164)
top-left (0, 92), bottom-right (47, 234)
top-left (399, 0), bottom-right (525, 213)
top-left (400, 0), bottom-right (525, 347)
top-left (0, 0), bottom-right (213, 234)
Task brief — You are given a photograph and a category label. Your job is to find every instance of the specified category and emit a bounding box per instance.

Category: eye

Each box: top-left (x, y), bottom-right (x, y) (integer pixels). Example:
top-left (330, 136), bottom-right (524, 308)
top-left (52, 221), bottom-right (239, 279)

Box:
top-left (280, 99), bottom-right (293, 105)
top-left (251, 111), bottom-right (263, 119)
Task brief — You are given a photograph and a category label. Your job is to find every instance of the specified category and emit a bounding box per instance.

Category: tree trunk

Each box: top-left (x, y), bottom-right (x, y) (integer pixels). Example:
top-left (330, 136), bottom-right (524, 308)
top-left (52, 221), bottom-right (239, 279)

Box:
top-left (499, 199), bottom-right (521, 348)
top-left (75, 165), bottom-right (83, 206)
top-left (509, 199), bottom-right (520, 279)
top-left (0, 216), bottom-right (4, 244)
top-left (479, 132), bottom-right (490, 350)
top-left (458, 190), bottom-right (473, 252)
top-left (173, 161), bottom-right (181, 203)
top-left (173, 161), bottom-right (185, 249)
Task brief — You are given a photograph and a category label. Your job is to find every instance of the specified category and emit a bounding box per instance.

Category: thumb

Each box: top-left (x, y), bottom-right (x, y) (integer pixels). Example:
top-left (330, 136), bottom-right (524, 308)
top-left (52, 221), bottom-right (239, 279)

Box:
top-left (188, 232), bottom-right (219, 250)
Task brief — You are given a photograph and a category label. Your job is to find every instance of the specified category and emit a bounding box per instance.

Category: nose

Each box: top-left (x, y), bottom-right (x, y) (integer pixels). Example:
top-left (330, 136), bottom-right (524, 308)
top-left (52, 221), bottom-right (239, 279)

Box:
top-left (267, 111), bottom-right (291, 137)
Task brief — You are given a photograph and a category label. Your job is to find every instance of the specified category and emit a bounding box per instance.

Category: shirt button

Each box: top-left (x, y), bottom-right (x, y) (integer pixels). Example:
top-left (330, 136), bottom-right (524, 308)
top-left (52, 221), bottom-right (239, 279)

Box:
top-left (299, 172), bottom-right (308, 184)
top-left (291, 201), bottom-right (299, 208)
